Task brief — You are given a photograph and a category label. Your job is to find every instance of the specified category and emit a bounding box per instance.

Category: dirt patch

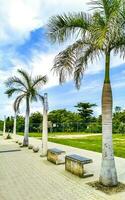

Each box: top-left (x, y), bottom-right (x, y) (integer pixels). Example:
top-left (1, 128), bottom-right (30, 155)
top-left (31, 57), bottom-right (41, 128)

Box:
top-left (87, 181), bottom-right (125, 195)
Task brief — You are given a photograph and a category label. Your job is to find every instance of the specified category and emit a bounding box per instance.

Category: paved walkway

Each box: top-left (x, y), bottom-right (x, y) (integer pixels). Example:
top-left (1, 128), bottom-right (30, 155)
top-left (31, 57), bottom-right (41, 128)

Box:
top-left (0, 136), bottom-right (125, 200)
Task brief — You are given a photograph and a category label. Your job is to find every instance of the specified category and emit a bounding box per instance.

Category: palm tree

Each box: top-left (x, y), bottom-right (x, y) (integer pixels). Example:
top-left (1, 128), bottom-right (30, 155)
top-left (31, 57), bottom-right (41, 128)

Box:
top-left (41, 93), bottom-right (48, 156)
top-left (5, 69), bottom-right (47, 146)
top-left (13, 111), bottom-right (17, 137)
top-left (47, 0), bottom-right (125, 186)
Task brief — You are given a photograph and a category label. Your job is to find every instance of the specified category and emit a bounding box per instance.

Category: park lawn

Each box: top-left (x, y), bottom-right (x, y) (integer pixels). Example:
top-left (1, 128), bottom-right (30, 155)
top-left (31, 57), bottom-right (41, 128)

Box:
top-left (18, 132), bottom-right (42, 138)
top-left (49, 134), bottom-right (125, 158)
top-left (17, 131), bottom-right (97, 137)
top-left (49, 131), bottom-right (94, 136)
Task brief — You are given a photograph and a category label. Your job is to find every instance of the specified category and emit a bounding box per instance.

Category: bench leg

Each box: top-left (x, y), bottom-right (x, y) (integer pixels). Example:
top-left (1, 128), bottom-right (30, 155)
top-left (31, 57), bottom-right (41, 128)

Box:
top-left (47, 152), bottom-right (65, 165)
top-left (65, 158), bottom-right (93, 178)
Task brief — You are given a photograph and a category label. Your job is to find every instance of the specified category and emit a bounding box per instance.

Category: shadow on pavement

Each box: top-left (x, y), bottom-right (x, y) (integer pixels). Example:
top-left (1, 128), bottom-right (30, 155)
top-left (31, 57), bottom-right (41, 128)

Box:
top-left (0, 149), bottom-right (21, 153)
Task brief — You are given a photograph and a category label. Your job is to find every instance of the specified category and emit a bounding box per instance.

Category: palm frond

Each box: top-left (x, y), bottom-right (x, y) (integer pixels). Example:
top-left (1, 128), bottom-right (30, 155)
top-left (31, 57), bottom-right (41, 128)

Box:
top-left (73, 44), bottom-right (102, 89)
top-left (52, 39), bottom-right (87, 84)
top-left (73, 63), bottom-right (85, 90)
top-left (17, 69), bottom-right (31, 88)
top-left (5, 77), bottom-right (27, 89)
top-left (89, 12), bottom-right (107, 48)
top-left (52, 38), bottom-right (101, 87)
top-left (13, 94), bottom-right (25, 112)
top-left (89, 0), bottom-right (122, 19)
top-left (37, 94), bottom-right (44, 104)
top-left (113, 37), bottom-right (125, 58)
top-left (53, 48), bottom-right (75, 84)
top-left (32, 75), bottom-right (47, 89)
top-left (47, 12), bottom-right (91, 43)
top-left (5, 88), bottom-right (25, 98)
top-left (88, 0), bottom-right (104, 10)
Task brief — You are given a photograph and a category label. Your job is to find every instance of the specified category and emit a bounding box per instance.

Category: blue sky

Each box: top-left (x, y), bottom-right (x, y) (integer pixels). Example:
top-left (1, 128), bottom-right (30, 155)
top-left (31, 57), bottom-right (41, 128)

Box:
top-left (0, 0), bottom-right (125, 119)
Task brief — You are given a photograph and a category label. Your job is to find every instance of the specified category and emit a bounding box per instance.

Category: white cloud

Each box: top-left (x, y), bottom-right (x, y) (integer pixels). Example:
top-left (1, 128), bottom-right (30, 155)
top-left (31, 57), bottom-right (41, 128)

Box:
top-left (30, 51), bottom-right (58, 88)
top-left (0, 0), bottom-right (43, 45)
top-left (7, 50), bottom-right (59, 88)
top-left (0, 0), bottom-right (89, 46)
top-left (41, 0), bottom-right (89, 24)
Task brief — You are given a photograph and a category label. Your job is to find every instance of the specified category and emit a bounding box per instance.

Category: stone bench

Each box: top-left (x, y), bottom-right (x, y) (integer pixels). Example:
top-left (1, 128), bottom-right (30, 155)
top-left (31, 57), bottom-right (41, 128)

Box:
top-left (47, 148), bottom-right (66, 165)
top-left (65, 154), bottom-right (93, 178)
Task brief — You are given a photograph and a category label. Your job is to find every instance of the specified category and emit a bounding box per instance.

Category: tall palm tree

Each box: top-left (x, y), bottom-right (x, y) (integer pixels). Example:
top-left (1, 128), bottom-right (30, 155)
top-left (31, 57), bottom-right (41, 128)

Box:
top-left (13, 111), bottom-right (17, 137)
top-left (5, 69), bottom-right (47, 146)
top-left (41, 93), bottom-right (48, 156)
top-left (47, 0), bottom-right (125, 186)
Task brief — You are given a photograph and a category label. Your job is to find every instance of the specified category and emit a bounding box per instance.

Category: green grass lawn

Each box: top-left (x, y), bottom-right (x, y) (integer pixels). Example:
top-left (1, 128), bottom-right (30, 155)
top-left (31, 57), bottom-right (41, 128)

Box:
top-left (17, 131), bottom-right (98, 138)
top-left (17, 131), bottom-right (125, 158)
top-left (49, 134), bottom-right (125, 158)
top-left (18, 132), bottom-right (42, 138)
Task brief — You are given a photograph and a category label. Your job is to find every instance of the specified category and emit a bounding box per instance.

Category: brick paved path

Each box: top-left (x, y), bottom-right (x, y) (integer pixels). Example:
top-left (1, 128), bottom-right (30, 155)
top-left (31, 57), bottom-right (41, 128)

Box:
top-left (0, 137), bottom-right (125, 200)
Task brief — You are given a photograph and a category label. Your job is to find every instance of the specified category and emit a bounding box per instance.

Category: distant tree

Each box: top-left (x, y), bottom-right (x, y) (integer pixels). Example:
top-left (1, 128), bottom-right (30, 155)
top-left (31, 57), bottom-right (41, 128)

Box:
top-left (16, 115), bottom-right (25, 132)
top-left (48, 109), bottom-right (82, 132)
top-left (75, 102), bottom-right (96, 129)
top-left (30, 112), bottom-right (43, 132)
top-left (0, 120), bottom-right (3, 131)
top-left (86, 122), bottom-right (102, 133)
top-left (113, 109), bottom-right (125, 134)
top-left (6, 116), bottom-right (13, 132)
top-left (48, 109), bottom-right (68, 124)
top-left (114, 106), bottom-right (122, 113)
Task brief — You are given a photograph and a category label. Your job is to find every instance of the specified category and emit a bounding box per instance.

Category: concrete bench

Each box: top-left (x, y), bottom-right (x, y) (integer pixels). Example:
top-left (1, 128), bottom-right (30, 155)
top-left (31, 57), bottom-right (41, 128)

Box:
top-left (65, 154), bottom-right (93, 178)
top-left (47, 148), bottom-right (66, 165)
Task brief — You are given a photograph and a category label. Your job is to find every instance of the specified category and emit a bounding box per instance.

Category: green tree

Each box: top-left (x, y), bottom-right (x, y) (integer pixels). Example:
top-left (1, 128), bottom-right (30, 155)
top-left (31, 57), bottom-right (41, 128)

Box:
top-left (16, 115), bottom-right (25, 132)
top-left (30, 112), bottom-right (43, 132)
top-left (113, 109), bottom-right (125, 133)
top-left (47, 0), bottom-right (125, 186)
top-left (49, 109), bottom-right (69, 132)
top-left (0, 120), bottom-right (4, 132)
top-left (5, 69), bottom-right (47, 146)
top-left (48, 109), bottom-right (82, 132)
top-left (75, 102), bottom-right (96, 129)
top-left (114, 106), bottom-right (122, 113)
top-left (6, 116), bottom-right (13, 132)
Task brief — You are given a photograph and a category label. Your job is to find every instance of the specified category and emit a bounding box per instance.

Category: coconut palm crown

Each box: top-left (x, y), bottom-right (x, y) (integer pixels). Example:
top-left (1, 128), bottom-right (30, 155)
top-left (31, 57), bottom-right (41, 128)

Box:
top-left (47, 0), bottom-right (125, 186)
top-left (5, 69), bottom-right (47, 146)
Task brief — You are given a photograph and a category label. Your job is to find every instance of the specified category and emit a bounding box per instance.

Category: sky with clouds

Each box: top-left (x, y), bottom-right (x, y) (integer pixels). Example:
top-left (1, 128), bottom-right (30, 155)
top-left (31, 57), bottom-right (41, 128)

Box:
top-left (0, 0), bottom-right (125, 119)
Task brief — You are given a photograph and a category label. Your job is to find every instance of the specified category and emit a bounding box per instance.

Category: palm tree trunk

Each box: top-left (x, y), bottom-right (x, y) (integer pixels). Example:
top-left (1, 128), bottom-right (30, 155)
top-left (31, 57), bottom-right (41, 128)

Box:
top-left (41, 93), bottom-right (48, 156)
top-left (13, 112), bottom-right (17, 136)
top-left (23, 97), bottom-right (30, 146)
top-left (3, 115), bottom-right (6, 138)
top-left (99, 52), bottom-right (118, 186)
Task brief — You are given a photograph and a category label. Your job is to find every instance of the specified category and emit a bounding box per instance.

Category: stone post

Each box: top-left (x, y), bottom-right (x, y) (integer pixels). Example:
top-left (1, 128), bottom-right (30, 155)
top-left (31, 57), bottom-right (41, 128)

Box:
top-left (3, 115), bottom-right (6, 138)
top-left (13, 112), bottom-right (17, 138)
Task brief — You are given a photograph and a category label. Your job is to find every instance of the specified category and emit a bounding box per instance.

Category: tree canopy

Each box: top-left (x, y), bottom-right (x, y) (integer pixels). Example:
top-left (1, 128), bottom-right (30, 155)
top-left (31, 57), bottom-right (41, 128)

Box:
top-left (47, 0), bottom-right (125, 87)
